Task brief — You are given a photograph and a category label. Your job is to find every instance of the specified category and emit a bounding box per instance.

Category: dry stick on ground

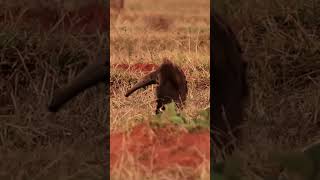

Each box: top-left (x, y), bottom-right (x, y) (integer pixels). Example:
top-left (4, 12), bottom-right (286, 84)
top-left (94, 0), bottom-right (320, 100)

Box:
top-left (48, 63), bottom-right (108, 112)
top-left (125, 59), bottom-right (188, 114)
top-left (212, 13), bottom-right (249, 155)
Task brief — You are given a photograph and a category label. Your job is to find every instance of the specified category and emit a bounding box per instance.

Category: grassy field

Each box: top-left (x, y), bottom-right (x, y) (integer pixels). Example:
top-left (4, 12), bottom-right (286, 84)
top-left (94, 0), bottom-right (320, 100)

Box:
top-left (215, 0), bottom-right (320, 179)
top-left (110, 0), bottom-right (210, 132)
top-left (110, 0), bottom-right (210, 179)
top-left (0, 0), bottom-right (108, 179)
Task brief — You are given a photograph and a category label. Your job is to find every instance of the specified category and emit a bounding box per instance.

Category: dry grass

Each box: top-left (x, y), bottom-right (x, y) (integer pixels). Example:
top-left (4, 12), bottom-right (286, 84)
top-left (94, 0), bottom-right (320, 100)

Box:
top-left (110, 0), bottom-right (210, 131)
top-left (112, 152), bottom-right (210, 180)
top-left (0, 0), bottom-right (108, 179)
top-left (215, 0), bottom-right (320, 178)
top-left (110, 0), bottom-right (210, 179)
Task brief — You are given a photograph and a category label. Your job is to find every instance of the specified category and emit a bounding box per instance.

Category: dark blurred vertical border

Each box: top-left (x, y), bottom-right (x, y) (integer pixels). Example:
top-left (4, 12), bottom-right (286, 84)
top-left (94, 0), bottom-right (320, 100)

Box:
top-left (209, 0), bottom-right (214, 177)
top-left (210, 0), bottom-right (320, 179)
top-left (0, 0), bottom-right (110, 179)
top-left (104, 0), bottom-right (111, 179)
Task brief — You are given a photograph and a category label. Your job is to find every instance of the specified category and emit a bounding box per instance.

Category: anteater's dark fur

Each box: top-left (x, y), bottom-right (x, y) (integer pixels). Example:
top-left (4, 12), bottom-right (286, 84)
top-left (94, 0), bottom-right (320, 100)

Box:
top-left (125, 59), bottom-right (188, 114)
top-left (212, 13), bottom-right (249, 155)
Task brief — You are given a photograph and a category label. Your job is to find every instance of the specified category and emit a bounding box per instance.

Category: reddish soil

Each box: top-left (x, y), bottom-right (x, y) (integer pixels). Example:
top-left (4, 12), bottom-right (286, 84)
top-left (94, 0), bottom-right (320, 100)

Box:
top-left (110, 123), bottom-right (210, 172)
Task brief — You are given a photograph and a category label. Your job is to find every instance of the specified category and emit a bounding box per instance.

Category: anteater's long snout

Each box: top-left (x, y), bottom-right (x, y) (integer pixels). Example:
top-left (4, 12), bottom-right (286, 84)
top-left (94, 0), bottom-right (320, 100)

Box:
top-left (48, 64), bottom-right (107, 112)
top-left (125, 71), bottom-right (158, 97)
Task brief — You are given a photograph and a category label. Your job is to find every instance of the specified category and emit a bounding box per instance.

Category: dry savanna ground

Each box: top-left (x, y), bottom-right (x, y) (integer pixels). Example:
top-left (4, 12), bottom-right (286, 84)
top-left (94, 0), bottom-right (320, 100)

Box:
top-left (215, 0), bottom-right (320, 179)
top-left (110, 0), bottom-right (210, 179)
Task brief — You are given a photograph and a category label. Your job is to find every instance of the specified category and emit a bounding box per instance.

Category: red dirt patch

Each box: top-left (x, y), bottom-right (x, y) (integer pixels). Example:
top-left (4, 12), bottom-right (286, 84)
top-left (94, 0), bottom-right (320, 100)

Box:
top-left (110, 123), bottom-right (210, 172)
